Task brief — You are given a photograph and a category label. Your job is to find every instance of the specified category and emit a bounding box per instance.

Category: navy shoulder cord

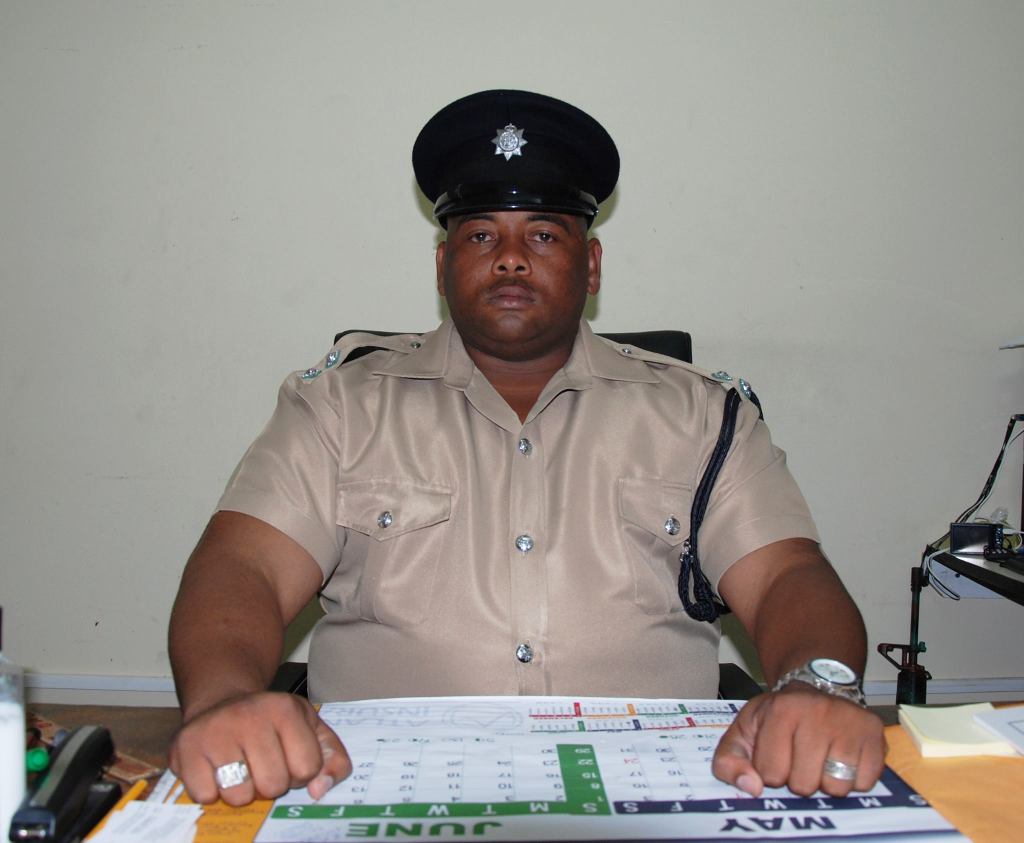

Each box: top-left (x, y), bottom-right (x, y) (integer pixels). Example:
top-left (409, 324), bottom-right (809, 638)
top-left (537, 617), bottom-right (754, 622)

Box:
top-left (678, 387), bottom-right (763, 622)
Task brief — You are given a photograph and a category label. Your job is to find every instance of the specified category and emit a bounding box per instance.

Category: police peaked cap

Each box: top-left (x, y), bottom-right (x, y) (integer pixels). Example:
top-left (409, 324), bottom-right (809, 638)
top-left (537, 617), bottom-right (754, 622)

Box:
top-left (413, 89), bottom-right (619, 226)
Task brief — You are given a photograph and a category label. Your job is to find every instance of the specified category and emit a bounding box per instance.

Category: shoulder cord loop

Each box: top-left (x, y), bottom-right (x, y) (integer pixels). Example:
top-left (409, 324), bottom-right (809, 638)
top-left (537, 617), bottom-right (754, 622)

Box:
top-left (678, 387), bottom-right (744, 622)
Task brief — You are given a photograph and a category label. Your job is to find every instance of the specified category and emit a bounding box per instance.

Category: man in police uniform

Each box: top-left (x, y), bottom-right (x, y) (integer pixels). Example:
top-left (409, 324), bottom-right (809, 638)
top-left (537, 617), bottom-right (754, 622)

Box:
top-left (168, 90), bottom-right (884, 808)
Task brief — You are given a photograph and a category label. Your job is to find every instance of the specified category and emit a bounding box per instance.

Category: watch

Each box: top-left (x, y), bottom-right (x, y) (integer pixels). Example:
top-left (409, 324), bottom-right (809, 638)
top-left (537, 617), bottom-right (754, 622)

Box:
top-left (772, 658), bottom-right (867, 707)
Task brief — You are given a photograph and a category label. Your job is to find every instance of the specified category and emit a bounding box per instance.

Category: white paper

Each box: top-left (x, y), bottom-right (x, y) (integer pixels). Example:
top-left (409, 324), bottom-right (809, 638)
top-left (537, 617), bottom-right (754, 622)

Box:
top-left (972, 705), bottom-right (1024, 755)
top-left (90, 799), bottom-right (202, 843)
top-left (252, 696), bottom-right (964, 842)
top-left (148, 768), bottom-right (182, 804)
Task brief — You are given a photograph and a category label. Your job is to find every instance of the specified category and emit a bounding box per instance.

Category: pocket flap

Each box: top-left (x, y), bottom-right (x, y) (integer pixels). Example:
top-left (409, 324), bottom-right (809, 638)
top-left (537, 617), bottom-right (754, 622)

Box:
top-left (337, 479), bottom-right (452, 540)
top-left (618, 478), bottom-right (691, 547)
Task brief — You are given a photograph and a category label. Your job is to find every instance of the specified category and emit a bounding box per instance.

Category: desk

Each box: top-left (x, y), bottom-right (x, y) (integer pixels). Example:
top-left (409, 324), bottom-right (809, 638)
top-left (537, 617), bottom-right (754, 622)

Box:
top-left (30, 703), bottom-right (179, 778)
top-left (885, 720), bottom-right (1024, 843)
top-left (28, 703), bottom-right (1023, 843)
top-left (932, 551), bottom-right (1024, 606)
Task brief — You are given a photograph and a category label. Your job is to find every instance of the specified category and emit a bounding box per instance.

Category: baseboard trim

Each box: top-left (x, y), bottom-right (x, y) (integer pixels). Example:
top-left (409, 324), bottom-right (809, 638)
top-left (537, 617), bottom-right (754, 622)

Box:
top-left (25, 673), bottom-right (179, 707)
top-left (864, 676), bottom-right (1024, 705)
top-left (23, 672), bottom-right (1024, 707)
top-left (27, 674), bottom-right (177, 692)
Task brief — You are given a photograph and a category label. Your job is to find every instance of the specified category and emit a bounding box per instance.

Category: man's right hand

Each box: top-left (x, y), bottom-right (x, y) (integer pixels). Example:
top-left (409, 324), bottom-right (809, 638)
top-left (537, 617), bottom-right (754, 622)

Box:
top-left (169, 692), bottom-right (352, 806)
top-left (168, 513), bottom-right (341, 805)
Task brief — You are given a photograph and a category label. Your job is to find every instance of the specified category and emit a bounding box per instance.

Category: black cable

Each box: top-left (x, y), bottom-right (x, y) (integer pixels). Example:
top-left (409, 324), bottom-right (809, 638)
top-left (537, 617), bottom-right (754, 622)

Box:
top-left (953, 419), bottom-right (1021, 523)
top-left (926, 415), bottom-right (1023, 555)
top-left (678, 388), bottom-right (740, 622)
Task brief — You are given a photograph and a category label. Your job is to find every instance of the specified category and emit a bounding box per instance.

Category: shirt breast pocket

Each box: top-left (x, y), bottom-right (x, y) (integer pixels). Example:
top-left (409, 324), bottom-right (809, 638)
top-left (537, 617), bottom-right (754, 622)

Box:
top-left (617, 478), bottom-right (692, 615)
top-left (336, 478), bottom-right (453, 628)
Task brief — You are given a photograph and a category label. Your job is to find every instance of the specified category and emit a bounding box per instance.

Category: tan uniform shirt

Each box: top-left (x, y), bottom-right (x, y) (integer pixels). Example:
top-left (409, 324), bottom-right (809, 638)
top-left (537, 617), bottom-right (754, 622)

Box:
top-left (218, 319), bottom-right (819, 702)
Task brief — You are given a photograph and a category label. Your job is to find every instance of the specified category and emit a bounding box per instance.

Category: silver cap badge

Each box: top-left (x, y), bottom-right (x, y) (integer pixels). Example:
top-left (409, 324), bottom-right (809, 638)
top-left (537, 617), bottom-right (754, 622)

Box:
top-left (492, 124), bottom-right (527, 160)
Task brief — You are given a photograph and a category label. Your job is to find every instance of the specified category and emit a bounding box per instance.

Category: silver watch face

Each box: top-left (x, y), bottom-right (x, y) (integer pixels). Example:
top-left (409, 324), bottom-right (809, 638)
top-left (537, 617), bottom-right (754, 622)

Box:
top-left (809, 658), bottom-right (857, 686)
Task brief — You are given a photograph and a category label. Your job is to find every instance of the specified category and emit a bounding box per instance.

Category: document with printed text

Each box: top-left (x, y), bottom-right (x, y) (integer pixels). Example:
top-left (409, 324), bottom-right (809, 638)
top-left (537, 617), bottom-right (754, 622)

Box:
top-left (245, 696), bottom-right (965, 842)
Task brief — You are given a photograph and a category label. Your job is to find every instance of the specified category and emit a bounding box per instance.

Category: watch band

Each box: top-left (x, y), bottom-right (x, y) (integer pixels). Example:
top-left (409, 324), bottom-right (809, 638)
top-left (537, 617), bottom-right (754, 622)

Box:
top-left (772, 658), bottom-right (867, 707)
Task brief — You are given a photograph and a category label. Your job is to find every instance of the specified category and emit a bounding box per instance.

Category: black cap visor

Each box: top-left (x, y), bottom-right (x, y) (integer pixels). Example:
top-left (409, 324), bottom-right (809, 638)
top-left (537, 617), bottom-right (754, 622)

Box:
top-left (434, 181), bottom-right (598, 227)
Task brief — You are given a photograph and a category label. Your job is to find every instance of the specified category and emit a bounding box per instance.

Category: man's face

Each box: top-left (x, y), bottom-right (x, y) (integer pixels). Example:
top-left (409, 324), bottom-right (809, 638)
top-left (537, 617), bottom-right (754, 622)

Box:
top-left (435, 211), bottom-right (602, 363)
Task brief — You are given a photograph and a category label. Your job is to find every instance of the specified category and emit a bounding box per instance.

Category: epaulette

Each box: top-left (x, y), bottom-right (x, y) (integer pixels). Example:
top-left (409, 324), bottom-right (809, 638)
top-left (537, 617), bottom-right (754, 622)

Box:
top-left (295, 331), bottom-right (423, 383)
top-left (599, 339), bottom-right (762, 416)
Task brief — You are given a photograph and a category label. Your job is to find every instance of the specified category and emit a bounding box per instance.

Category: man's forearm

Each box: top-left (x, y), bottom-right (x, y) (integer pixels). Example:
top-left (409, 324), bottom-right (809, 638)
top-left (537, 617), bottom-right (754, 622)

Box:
top-left (713, 541), bottom-right (883, 798)
top-left (169, 512), bottom-right (324, 720)
top-left (720, 538), bottom-right (867, 685)
top-left (750, 549), bottom-right (866, 684)
top-left (169, 557), bottom-right (287, 721)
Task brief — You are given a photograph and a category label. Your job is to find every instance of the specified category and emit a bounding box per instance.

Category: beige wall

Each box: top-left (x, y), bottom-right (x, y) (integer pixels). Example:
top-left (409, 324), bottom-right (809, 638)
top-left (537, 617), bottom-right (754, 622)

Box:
top-left (2, 1), bottom-right (1022, 703)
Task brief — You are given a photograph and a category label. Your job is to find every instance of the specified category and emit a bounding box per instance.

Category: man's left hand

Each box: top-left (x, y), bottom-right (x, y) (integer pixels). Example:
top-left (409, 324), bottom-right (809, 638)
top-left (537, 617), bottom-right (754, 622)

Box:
top-left (712, 684), bottom-right (886, 797)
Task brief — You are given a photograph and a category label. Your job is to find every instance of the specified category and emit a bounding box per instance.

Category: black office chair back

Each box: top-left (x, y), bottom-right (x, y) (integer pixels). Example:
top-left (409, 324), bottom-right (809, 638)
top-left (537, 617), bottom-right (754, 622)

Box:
top-left (333, 329), bottom-right (692, 364)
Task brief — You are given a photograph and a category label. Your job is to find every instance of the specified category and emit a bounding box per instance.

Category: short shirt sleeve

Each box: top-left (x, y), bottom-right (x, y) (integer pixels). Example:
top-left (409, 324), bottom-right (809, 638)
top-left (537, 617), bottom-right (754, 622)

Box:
top-left (696, 395), bottom-right (820, 587)
top-left (216, 376), bottom-right (342, 578)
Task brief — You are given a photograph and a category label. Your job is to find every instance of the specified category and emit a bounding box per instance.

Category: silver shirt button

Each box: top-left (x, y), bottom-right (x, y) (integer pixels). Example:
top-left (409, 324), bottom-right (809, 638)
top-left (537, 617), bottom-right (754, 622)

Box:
top-left (517, 437), bottom-right (533, 456)
top-left (515, 534), bottom-right (534, 553)
top-left (410, 340), bottom-right (422, 349)
top-left (515, 643), bottom-right (534, 663)
top-left (377, 511), bottom-right (393, 528)
top-left (664, 516), bottom-right (681, 536)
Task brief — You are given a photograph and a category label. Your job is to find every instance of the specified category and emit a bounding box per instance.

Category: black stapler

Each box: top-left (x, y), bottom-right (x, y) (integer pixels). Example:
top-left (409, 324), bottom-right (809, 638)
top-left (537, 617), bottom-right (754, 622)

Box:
top-left (9, 725), bottom-right (119, 843)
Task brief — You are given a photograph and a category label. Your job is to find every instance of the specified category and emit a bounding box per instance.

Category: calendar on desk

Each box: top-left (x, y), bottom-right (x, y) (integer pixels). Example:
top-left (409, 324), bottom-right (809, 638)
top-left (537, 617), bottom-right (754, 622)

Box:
top-left (249, 697), bottom-right (963, 842)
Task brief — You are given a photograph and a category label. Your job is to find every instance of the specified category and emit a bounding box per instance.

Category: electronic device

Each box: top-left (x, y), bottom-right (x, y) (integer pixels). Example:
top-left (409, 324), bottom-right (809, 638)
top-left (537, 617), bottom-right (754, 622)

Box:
top-left (949, 521), bottom-right (1004, 555)
top-left (983, 545), bottom-right (1024, 574)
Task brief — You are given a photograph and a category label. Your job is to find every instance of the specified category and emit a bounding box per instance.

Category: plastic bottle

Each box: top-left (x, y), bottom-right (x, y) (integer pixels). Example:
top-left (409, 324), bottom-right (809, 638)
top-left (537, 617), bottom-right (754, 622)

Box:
top-left (0, 607), bottom-right (26, 842)
top-left (988, 507), bottom-right (1009, 525)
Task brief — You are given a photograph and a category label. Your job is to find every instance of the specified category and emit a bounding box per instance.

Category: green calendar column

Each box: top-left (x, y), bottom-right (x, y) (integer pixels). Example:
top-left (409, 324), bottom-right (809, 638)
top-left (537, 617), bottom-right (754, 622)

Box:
top-left (557, 744), bottom-right (610, 816)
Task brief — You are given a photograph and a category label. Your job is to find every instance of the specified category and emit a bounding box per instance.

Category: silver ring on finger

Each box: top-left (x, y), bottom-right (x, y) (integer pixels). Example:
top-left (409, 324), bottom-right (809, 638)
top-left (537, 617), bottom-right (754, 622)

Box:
top-left (822, 757), bottom-right (857, 782)
top-left (214, 759), bottom-right (251, 789)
